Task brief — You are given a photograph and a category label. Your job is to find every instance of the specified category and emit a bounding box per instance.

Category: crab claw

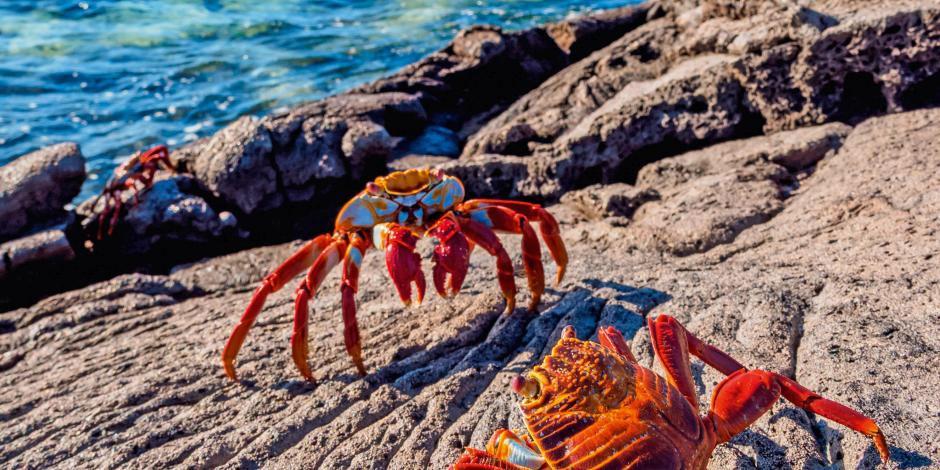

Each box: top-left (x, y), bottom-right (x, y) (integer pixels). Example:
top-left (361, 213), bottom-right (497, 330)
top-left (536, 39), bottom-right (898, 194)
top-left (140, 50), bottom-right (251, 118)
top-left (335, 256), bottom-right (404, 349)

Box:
top-left (428, 218), bottom-right (470, 298)
top-left (385, 227), bottom-right (426, 306)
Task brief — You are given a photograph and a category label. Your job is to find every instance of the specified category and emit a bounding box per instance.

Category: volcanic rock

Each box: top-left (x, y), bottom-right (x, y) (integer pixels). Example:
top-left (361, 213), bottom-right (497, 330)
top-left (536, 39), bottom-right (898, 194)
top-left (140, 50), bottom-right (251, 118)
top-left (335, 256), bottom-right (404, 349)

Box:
top-left (0, 143), bottom-right (85, 242)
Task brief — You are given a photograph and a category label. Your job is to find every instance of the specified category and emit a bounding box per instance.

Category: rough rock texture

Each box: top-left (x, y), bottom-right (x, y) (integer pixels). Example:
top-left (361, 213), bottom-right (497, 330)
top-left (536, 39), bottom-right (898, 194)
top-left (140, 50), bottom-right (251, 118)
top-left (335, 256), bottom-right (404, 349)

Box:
top-left (0, 229), bottom-right (75, 281)
top-left (453, 0), bottom-right (940, 198)
top-left (462, 16), bottom-right (677, 158)
top-left (3, 2), bottom-right (940, 468)
top-left (620, 122), bottom-right (852, 255)
top-left (2, 109), bottom-right (938, 469)
top-left (0, 143), bottom-right (85, 242)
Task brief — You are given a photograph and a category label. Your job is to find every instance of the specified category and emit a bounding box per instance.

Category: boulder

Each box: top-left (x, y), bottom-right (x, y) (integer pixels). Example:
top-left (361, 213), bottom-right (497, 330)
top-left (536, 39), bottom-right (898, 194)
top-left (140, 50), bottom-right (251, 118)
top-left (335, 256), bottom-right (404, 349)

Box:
top-left (0, 143), bottom-right (85, 242)
top-left (462, 17), bottom-right (677, 157)
top-left (0, 229), bottom-right (75, 281)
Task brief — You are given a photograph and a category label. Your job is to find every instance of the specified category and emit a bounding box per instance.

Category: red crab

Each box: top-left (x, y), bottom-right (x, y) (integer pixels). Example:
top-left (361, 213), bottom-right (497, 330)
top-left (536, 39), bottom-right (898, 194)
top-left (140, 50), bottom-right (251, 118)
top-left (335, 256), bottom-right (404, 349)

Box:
top-left (452, 317), bottom-right (889, 469)
top-left (221, 168), bottom-right (568, 381)
top-left (92, 144), bottom-right (175, 239)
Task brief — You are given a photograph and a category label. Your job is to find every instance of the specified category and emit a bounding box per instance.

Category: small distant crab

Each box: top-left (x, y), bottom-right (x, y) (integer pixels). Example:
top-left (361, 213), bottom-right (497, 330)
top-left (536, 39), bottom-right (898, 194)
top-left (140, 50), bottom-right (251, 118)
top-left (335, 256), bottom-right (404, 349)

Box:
top-left (222, 168), bottom-right (568, 381)
top-left (452, 317), bottom-right (889, 469)
top-left (92, 144), bottom-right (175, 239)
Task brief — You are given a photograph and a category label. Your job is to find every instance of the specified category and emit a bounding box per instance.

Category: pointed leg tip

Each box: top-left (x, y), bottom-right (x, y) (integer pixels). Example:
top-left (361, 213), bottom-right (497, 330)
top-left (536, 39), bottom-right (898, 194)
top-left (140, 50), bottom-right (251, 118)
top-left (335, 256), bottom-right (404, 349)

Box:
top-left (222, 360), bottom-right (238, 382)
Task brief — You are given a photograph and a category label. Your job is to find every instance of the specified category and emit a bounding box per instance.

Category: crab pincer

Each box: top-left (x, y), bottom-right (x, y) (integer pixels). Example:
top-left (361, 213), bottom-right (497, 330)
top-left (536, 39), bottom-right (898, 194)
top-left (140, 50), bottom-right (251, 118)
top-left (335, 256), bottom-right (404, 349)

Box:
top-left (384, 226), bottom-right (426, 306)
top-left (428, 217), bottom-right (470, 298)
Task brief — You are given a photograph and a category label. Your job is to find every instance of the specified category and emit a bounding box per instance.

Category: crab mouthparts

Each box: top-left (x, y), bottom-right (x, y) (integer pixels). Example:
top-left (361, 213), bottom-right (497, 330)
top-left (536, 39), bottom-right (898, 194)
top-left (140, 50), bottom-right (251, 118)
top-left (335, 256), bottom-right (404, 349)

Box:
top-left (511, 375), bottom-right (540, 399)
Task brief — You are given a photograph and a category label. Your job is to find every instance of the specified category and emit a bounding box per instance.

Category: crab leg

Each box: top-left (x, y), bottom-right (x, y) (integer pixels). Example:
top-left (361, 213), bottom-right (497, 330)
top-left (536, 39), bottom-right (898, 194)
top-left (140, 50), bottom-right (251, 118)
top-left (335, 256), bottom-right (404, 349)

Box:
top-left (106, 196), bottom-right (124, 237)
top-left (341, 232), bottom-right (370, 376)
top-left (221, 235), bottom-right (333, 381)
top-left (454, 215), bottom-right (517, 313)
top-left (96, 193), bottom-right (114, 240)
top-left (427, 216), bottom-right (471, 298)
top-left (647, 315), bottom-right (745, 408)
top-left (461, 205), bottom-right (544, 311)
top-left (292, 238), bottom-right (347, 381)
top-left (648, 315), bottom-right (889, 462)
top-left (708, 369), bottom-right (889, 462)
top-left (374, 223), bottom-right (426, 306)
top-left (461, 199), bottom-right (568, 285)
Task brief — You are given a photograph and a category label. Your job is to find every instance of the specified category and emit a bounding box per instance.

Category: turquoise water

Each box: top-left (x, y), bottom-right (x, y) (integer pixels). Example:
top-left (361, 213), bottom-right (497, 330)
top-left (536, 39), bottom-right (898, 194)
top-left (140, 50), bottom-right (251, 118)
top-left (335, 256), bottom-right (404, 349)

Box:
top-left (1, 0), bottom-right (631, 201)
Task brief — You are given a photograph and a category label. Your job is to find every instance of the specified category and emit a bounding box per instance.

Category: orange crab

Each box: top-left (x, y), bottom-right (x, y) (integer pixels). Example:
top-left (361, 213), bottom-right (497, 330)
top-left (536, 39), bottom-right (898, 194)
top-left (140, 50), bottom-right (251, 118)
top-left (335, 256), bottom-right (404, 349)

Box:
top-left (221, 168), bottom-right (568, 381)
top-left (452, 317), bottom-right (889, 469)
top-left (92, 144), bottom-right (175, 239)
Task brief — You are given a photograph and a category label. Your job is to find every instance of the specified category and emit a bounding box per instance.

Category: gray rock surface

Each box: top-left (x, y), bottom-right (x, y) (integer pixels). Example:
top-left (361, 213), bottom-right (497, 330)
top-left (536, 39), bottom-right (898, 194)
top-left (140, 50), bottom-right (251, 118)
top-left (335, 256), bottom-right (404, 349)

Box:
top-left (2, 109), bottom-right (937, 469)
top-left (0, 143), bottom-right (85, 242)
top-left (454, 0), bottom-right (940, 197)
top-left (77, 175), bottom-right (236, 255)
top-left (0, 229), bottom-right (75, 281)
top-left (3, 2), bottom-right (940, 469)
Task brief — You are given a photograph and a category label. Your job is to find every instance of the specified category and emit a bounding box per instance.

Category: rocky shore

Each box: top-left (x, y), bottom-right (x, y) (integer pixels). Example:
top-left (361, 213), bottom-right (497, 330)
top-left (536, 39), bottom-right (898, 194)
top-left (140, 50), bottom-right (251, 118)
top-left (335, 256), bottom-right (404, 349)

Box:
top-left (1, 0), bottom-right (939, 468)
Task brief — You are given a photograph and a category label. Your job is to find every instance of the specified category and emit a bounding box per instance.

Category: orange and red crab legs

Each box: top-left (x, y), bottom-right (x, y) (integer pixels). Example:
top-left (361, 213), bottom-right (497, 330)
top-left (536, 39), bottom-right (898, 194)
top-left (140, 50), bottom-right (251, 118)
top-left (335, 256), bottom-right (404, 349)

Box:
top-left (341, 233), bottom-right (370, 376)
top-left (459, 199), bottom-right (568, 285)
top-left (291, 237), bottom-right (348, 381)
top-left (647, 315), bottom-right (890, 462)
top-left (452, 213), bottom-right (517, 312)
top-left (221, 235), bottom-right (333, 381)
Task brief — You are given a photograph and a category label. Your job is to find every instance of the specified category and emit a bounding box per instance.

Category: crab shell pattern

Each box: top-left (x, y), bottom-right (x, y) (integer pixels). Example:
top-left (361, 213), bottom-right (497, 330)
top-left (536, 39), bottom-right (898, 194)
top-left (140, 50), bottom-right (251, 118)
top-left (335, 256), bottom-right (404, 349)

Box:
top-left (452, 319), bottom-right (889, 469)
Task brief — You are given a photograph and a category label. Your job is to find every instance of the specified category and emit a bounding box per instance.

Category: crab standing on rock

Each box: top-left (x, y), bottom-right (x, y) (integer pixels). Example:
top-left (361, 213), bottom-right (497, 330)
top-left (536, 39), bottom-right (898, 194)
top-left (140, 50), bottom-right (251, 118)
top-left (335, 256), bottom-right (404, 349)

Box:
top-left (222, 168), bottom-right (568, 381)
top-left (90, 144), bottom-right (176, 240)
top-left (452, 317), bottom-right (889, 469)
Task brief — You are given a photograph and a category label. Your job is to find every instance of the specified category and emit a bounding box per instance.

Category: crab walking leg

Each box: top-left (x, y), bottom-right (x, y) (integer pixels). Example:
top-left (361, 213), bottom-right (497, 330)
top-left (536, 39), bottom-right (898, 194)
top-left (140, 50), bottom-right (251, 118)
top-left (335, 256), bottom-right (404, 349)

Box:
top-left (96, 194), bottom-right (113, 240)
top-left (427, 216), bottom-right (471, 297)
top-left (374, 223), bottom-right (426, 306)
top-left (708, 369), bottom-right (890, 462)
top-left (463, 204), bottom-right (545, 311)
top-left (462, 199), bottom-right (568, 285)
top-left (292, 239), bottom-right (347, 381)
top-left (650, 316), bottom-right (890, 462)
top-left (647, 315), bottom-right (712, 408)
top-left (454, 215), bottom-right (517, 313)
top-left (221, 235), bottom-right (333, 381)
top-left (341, 233), bottom-right (370, 376)
top-left (106, 196), bottom-right (124, 237)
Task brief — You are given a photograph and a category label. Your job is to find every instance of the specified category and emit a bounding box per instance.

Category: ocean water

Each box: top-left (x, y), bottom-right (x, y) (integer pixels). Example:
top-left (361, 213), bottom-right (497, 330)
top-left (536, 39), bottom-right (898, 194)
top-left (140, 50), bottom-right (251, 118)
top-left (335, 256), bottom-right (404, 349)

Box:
top-left (0, 0), bottom-right (633, 202)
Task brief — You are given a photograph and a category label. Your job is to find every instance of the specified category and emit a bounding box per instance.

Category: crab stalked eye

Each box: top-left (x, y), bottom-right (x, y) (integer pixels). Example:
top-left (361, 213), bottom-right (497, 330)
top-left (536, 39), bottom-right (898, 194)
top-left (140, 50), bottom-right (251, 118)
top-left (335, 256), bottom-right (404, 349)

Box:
top-left (430, 168), bottom-right (444, 182)
top-left (512, 375), bottom-right (540, 400)
top-left (366, 182), bottom-right (383, 195)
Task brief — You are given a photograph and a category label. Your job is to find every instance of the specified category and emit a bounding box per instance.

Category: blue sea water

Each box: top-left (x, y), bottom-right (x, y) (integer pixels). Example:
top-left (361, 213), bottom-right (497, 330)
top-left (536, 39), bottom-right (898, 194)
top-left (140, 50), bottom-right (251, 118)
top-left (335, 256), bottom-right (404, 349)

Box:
top-left (0, 0), bottom-right (633, 202)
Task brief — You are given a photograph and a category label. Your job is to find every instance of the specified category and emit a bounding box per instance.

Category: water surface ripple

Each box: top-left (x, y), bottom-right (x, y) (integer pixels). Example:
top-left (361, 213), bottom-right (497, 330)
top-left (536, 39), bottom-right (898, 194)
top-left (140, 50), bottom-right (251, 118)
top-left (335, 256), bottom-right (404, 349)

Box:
top-left (1, 0), bottom-right (631, 201)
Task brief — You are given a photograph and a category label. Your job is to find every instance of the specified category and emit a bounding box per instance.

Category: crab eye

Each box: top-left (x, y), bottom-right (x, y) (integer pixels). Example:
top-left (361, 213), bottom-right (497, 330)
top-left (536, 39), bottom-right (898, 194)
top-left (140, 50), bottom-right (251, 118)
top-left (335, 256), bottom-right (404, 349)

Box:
top-left (366, 182), bottom-right (383, 195)
top-left (511, 375), bottom-right (541, 400)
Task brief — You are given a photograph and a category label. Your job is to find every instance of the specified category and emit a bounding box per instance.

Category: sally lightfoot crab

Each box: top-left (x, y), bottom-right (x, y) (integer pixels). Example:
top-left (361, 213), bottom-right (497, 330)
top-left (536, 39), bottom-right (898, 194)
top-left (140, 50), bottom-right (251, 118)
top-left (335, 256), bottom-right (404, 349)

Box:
top-left (222, 168), bottom-right (568, 381)
top-left (91, 144), bottom-right (175, 240)
top-left (452, 317), bottom-right (889, 469)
